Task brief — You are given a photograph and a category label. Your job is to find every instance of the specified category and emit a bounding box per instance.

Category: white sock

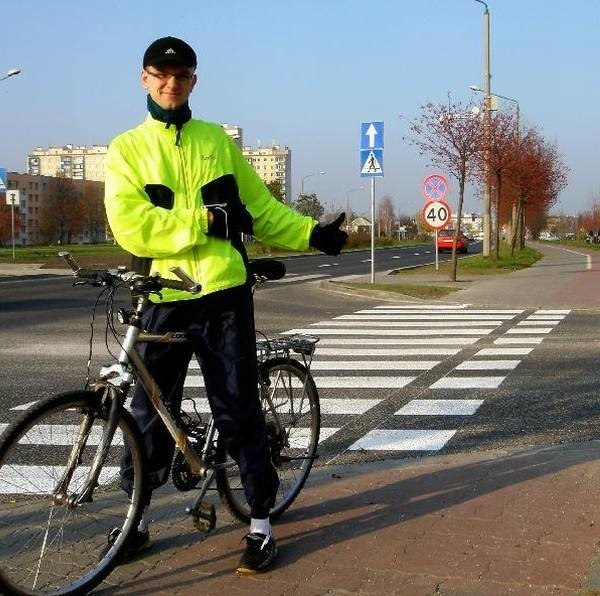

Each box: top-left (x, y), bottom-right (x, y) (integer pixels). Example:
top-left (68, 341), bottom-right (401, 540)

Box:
top-left (137, 505), bottom-right (150, 533)
top-left (250, 517), bottom-right (271, 537)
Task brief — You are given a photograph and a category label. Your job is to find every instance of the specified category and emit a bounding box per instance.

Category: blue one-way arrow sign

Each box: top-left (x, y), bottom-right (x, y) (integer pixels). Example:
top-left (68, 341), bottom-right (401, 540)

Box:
top-left (361, 121), bottom-right (384, 150)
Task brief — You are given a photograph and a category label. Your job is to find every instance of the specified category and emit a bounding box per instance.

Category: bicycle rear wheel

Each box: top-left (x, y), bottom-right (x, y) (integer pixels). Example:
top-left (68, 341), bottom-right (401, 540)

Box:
top-left (216, 358), bottom-right (320, 523)
top-left (0, 390), bottom-right (147, 596)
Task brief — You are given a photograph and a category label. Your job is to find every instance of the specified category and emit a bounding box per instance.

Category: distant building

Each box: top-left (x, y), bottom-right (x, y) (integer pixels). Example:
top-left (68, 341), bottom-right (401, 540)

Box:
top-left (6, 173), bottom-right (52, 245)
top-left (243, 144), bottom-right (291, 201)
top-left (28, 145), bottom-right (108, 182)
top-left (5, 172), bottom-right (105, 246)
top-left (221, 124), bottom-right (243, 149)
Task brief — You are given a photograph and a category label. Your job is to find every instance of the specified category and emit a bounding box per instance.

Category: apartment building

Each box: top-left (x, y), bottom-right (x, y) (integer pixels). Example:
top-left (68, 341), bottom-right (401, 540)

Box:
top-left (28, 145), bottom-right (108, 182)
top-left (222, 123), bottom-right (243, 149)
top-left (5, 172), bottom-right (105, 246)
top-left (243, 144), bottom-right (291, 201)
top-left (6, 173), bottom-right (52, 245)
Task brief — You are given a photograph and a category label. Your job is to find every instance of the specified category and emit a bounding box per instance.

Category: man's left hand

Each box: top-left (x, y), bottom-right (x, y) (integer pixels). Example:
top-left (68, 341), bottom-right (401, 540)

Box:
top-left (309, 213), bottom-right (348, 256)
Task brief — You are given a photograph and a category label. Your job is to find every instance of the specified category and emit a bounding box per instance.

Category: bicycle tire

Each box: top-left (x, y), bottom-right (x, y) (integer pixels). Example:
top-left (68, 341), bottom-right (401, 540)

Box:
top-left (0, 390), bottom-right (147, 596)
top-left (216, 358), bottom-right (320, 523)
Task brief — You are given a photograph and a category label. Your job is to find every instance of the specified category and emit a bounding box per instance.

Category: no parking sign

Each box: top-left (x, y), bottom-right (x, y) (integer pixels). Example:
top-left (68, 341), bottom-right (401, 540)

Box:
top-left (422, 173), bottom-right (450, 202)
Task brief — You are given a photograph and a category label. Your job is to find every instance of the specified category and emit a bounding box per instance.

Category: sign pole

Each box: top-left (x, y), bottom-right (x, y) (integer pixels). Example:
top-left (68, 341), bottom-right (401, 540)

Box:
top-left (435, 230), bottom-right (439, 271)
top-left (370, 177), bottom-right (375, 283)
top-left (360, 121), bottom-right (384, 284)
top-left (11, 198), bottom-right (15, 259)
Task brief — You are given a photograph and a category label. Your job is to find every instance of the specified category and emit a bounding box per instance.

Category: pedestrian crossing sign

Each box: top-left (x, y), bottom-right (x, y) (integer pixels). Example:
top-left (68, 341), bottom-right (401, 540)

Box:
top-left (360, 149), bottom-right (384, 177)
top-left (0, 168), bottom-right (6, 191)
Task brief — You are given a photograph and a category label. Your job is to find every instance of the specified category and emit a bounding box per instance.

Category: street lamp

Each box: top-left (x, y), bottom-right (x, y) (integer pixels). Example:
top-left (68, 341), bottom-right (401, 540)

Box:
top-left (345, 186), bottom-right (363, 231)
top-left (300, 171), bottom-right (325, 196)
top-left (0, 68), bottom-right (21, 82)
top-left (470, 85), bottom-right (520, 134)
top-left (474, 0), bottom-right (491, 257)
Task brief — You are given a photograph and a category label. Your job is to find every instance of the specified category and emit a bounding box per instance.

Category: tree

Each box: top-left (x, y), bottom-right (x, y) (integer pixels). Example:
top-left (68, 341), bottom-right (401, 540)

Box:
top-left (80, 180), bottom-right (106, 243)
top-left (378, 195), bottom-right (395, 238)
top-left (0, 202), bottom-right (22, 246)
top-left (38, 174), bottom-right (84, 244)
top-left (266, 179), bottom-right (286, 203)
top-left (504, 127), bottom-right (569, 253)
top-left (407, 98), bottom-right (483, 281)
top-left (294, 193), bottom-right (324, 220)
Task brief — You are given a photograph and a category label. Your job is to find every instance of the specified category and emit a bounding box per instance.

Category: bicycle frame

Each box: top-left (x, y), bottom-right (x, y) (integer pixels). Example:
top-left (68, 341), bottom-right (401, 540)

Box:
top-left (54, 252), bottom-right (317, 519)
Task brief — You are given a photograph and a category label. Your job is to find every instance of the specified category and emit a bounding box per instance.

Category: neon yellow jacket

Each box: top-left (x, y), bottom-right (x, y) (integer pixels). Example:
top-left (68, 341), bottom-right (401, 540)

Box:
top-left (105, 115), bottom-right (317, 302)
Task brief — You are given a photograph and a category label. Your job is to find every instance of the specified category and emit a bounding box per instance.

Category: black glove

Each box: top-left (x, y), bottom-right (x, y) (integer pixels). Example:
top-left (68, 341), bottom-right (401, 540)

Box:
top-left (309, 213), bottom-right (348, 256)
top-left (202, 174), bottom-right (253, 239)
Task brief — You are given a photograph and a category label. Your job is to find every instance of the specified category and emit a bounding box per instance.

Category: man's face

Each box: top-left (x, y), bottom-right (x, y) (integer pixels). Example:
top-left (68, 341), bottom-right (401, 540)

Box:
top-left (141, 64), bottom-right (197, 110)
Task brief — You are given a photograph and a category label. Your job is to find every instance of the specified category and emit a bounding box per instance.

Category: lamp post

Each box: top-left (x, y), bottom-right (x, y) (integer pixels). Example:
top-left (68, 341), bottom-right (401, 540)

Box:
top-left (1, 68), bottom-right (21, 258)
top-left (470, 85), bottom-right (519, 135)
top-left (474, 0), bottom-right (491, 257)
top-left (345, 185), bottom-right (363, 231)
top-left (300, 171), bottom-right (325, 196)
top-left (0, 68), bottom-right (21, 82)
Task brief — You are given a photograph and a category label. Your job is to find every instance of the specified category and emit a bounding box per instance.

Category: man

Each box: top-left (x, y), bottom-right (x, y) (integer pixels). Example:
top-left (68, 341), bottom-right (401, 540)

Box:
top-left (104, 36), bottom-right (347, 574)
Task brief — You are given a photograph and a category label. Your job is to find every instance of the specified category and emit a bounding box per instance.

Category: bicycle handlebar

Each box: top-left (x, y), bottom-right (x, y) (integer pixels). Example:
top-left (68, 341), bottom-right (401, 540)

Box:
top-left (58, 253), bottom-right (286, 294)
top-left (58, 251), bottom-right (201, 294)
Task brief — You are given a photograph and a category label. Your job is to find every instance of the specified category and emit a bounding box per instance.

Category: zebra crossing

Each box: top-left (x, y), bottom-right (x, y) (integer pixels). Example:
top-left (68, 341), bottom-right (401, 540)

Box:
top-left (6, 305), bottom-right (569, 460)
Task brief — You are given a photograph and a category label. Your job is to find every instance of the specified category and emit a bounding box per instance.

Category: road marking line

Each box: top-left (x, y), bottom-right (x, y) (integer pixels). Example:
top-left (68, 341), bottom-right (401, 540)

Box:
top-left (476, 347), bottom-right (534, 355)
top-left (455, 360), bottom-right (520, 370)
top-left (506, 328), bottom-right (553, 334)
top-left (395, 399), bottom-right (484, 416)
top-left (317, 337), bottom-right (478, 345)
top-left (310, 360), bottom-right (440, 370)
top-left (314, 348), bottom-right (460, 356)
top-left (494, 337), bottom-right (543, 344)
top-left (311, 320), bottom-right (501, 327)
top-left (283, 328), bottom-right (494, 335)
top-left (336, 314), bottom-right (515, 321)
top-left (349, 429), bottom-right (456, 451)
top-left (0, 465), bottom-right (121, 494)
top-left (430, 376), bottom-right (505, 389)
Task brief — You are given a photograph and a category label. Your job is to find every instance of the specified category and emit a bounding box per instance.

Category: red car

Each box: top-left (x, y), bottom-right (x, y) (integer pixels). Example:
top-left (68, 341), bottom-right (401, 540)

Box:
top-left (437, 229), bottom-right (469, 254)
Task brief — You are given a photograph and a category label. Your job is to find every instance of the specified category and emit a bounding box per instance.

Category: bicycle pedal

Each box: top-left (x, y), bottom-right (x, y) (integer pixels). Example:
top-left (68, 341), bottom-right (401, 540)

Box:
top-left (187, 501), bottom-right (216, 533)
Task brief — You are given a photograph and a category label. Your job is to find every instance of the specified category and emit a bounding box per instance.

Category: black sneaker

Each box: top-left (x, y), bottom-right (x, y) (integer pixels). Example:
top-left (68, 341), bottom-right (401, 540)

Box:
top-left (236, 532), bottom-right (278, 574)
top-left (99, 527), bottom-right (150, 563)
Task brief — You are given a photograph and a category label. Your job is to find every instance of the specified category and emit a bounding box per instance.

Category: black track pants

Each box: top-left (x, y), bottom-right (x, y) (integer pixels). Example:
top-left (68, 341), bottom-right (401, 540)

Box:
top-left (120, 284), bottom-right (279, 519)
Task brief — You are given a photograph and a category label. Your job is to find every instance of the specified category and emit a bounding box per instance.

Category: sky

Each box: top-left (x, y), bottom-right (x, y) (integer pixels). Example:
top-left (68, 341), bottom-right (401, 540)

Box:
top-left (1, 0), bottom-right (599, 219)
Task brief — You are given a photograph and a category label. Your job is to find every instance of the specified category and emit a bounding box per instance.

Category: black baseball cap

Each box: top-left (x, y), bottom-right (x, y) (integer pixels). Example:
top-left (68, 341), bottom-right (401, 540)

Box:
top-left (143, 36), bottom-right (197, 69)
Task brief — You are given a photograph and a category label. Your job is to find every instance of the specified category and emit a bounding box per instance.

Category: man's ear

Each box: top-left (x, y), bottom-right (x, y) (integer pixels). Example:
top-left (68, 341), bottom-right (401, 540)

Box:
top-left (141, 69), bottom-right (149, 90)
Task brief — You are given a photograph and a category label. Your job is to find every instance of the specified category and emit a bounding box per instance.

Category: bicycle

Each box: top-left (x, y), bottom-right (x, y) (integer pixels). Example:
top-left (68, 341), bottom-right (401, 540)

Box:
top-left (0, 252), bottom-right (320, 595)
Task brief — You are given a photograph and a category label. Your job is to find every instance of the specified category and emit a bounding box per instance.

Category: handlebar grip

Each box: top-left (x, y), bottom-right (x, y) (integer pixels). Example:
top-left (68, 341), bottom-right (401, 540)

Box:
top-left (158, 277), bottom-right (194, 292)
top-left (75, 268), bottom-right (105, 280)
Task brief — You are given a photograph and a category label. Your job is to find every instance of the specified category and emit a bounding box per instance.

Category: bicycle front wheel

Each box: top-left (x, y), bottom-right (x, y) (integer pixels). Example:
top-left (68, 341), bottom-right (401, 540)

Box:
top-left (216, 357), bottom-right (320, 523)
top-left (0, 390), bottom-right (147, 596)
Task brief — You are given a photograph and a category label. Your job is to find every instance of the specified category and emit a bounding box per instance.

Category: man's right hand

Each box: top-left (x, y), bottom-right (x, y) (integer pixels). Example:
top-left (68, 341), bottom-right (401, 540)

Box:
top-left (202, 174), bottom-right (254, 239)
top-left (206, 202), bottom-right (253, 239)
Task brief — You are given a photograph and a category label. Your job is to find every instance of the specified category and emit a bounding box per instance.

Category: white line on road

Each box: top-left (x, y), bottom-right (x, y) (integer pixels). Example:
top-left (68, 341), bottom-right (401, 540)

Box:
top-left (430, 376), bottom-right (505, 389)
top-left (455, 360), bottom-right (520, 370)
top-left (395, 399), bottom-right (484, 416)
top-left (349, 429), bottom-right (456, 452)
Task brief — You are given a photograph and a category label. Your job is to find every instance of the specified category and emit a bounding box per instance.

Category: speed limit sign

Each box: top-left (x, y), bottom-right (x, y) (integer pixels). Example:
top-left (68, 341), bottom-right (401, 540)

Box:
top-left (421, 200), bottom-right (451, 230)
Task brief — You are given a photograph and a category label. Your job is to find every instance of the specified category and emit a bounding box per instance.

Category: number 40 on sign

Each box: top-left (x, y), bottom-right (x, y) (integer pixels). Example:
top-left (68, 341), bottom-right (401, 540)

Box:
top-left (421, 200), bottom-right (451, 230)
